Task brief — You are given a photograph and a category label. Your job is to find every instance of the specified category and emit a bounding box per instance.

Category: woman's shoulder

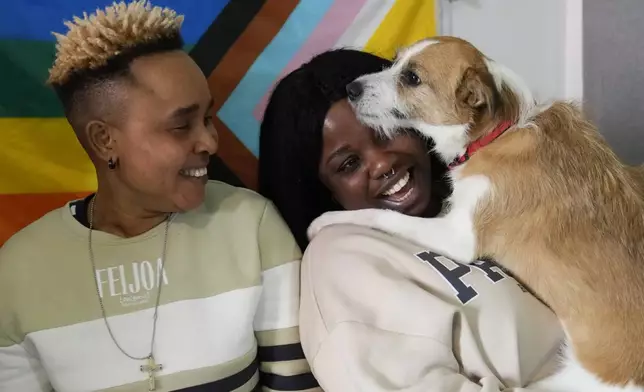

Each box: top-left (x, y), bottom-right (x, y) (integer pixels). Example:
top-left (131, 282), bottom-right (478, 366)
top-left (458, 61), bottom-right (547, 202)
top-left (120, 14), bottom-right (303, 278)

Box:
top-left (186, 181), bottom-right (292, 242)
top-left (0, 204), bottom-right (71, 289)
top-left (204, 179), bottom-right (267, 202)
top-left (302, 224), bottom-right (438, 308)
top-left (1, 204), bottom-right (70, 257)
top-left (304, 223), bottom-right (427, 264)
top-left (200, 180), bottom-right (271, 218)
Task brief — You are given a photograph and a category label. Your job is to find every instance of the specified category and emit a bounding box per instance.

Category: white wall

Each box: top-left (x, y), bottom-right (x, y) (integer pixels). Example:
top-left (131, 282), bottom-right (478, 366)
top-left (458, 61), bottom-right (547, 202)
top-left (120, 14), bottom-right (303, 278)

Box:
top-left (583, 0), bottom-right (644, 165)
top-left (438, 0), bottom-right (583, 104)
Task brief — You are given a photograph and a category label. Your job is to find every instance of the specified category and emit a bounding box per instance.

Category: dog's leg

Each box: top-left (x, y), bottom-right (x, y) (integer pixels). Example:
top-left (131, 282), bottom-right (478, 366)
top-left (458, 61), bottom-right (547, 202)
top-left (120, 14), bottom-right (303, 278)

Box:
top-left (528, 364), bottom-right (610, 392)
top-left (307, 208), bottom-right (477, 263)
top-left (527, 367), bottom-right (576, 392)
top-left (308, 174), bottom-right (490, 263)
top-left (525, 343), bottom-right (642, 392)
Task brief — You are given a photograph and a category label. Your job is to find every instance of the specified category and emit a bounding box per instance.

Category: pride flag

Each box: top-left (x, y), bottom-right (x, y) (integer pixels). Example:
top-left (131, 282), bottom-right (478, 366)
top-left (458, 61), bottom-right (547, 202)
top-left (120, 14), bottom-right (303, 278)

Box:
top-left (0, 0), bottom-right (437, 245)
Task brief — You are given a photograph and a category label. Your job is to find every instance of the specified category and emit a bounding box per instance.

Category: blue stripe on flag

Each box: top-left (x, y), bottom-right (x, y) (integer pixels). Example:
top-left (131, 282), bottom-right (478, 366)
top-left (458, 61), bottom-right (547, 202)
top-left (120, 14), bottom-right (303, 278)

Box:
top-left (218, 0), bottom-right (335, 157)
top-left (0, 0), bottom-right (230, 44)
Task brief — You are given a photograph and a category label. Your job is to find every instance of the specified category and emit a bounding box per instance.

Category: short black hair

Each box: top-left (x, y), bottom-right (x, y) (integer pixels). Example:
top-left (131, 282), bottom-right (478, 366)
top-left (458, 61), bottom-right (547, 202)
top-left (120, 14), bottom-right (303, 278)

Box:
top-left (258, 49), bottom-right (450, 249)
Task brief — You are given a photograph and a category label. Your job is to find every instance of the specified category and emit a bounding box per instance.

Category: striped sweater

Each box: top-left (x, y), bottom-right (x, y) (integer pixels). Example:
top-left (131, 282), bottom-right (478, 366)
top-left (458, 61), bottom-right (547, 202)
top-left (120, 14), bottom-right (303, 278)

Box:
top-left (0, 181), bottom-right (319, 392)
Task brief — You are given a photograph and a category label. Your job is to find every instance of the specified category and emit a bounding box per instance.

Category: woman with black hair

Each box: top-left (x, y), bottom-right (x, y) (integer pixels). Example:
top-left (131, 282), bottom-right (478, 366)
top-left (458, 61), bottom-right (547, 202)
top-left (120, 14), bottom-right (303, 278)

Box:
top-left (259, 49), bottom-right (450, 250)
top-left (259, 49), bottom-right (564, 391)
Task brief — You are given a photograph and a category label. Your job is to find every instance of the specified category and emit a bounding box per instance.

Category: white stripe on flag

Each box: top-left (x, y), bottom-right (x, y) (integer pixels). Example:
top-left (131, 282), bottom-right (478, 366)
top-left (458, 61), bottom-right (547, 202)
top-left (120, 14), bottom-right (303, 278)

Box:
top-left (333, 0), bottom-right (397, 50)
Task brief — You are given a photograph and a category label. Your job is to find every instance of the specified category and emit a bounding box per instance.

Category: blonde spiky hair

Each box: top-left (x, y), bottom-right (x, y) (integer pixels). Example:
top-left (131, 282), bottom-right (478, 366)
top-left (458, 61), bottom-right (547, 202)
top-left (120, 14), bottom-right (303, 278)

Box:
top-left (48, 0), bottom-right (184, 86)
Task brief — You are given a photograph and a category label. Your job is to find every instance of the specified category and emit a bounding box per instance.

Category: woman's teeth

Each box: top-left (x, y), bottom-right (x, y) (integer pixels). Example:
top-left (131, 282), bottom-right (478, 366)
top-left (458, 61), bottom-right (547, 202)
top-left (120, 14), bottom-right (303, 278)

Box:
top-left (382, 171), bottom-right (410, 196)
top-left (180, 167), bottom-right (208, 177)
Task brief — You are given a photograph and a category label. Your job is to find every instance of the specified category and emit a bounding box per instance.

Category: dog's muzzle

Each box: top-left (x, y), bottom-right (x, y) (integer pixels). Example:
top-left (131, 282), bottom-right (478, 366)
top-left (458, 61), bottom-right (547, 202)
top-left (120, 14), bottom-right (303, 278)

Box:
top-left (391, 108), bottom-right (406, 119)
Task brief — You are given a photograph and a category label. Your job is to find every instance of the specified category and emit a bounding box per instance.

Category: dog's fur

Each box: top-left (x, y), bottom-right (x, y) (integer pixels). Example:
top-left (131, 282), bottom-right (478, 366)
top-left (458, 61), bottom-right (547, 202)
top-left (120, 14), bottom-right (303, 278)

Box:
top-left (308, 37), bottom-right (644, 391)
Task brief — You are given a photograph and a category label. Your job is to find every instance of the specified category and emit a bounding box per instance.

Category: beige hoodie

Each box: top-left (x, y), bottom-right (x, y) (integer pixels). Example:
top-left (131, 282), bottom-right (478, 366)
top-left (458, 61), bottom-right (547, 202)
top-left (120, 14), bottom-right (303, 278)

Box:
top-left (300, 224), bottom-right (564, 392)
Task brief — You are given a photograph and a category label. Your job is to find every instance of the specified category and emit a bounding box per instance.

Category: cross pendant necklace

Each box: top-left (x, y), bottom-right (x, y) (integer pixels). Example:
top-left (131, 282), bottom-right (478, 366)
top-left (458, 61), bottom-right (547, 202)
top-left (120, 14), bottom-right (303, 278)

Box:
top-left (88, 196), bottom-right (174, 392)
top-left (140, 355), bottom-right (163, 391)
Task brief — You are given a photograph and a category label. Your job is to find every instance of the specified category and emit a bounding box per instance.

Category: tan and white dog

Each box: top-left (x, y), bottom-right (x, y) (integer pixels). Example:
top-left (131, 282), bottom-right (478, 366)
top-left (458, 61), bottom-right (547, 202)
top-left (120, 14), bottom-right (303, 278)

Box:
top-left (307, 36), bottom-right (644, 391)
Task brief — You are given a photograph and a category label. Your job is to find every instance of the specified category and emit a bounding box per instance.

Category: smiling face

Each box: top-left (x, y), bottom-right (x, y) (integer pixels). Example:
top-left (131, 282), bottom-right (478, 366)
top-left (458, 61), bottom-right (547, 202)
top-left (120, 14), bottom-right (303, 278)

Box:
top-left (318, 99), bottom-right (434, 216)
top-left (101, 50), bottom-right (218, 212)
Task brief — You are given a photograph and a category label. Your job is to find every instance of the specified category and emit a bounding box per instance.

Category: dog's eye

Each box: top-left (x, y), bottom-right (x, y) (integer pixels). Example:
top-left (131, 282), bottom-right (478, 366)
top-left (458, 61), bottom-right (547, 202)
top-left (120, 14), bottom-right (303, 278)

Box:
top-left (401, 69), bottom-right (421, 87)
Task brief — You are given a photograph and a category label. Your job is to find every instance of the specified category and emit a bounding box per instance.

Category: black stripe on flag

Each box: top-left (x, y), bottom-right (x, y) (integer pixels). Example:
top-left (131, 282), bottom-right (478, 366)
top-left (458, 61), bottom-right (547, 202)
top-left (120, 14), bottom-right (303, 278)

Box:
top-left (189, 0), bottom-right (267, 76)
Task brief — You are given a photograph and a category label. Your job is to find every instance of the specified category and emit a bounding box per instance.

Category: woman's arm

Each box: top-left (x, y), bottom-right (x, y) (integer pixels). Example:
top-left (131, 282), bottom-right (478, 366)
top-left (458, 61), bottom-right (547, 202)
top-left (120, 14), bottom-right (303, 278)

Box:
top-left (254, 201), bottom-right (321, 391)
top-left (300, 225), bottom-right (557, 392)
top-left (0, 247), bottom-right (51, 392)
top-left (306, 321), bottom-right (516, 392)
top-left (0, 332), bottom-right (51, 392)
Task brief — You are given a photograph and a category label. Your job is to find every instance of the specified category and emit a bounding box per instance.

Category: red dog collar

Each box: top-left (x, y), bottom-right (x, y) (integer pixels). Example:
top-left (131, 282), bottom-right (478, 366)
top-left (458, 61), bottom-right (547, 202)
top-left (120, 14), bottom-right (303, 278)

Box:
top-left (448, 120), bottom-right (514, 169)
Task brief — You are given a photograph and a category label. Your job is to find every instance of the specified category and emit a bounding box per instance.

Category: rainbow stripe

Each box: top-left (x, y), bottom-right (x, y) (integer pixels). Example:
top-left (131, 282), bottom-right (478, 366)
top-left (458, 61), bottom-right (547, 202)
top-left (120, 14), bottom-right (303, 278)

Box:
top-left (0, 0), bottom-right (437, 245)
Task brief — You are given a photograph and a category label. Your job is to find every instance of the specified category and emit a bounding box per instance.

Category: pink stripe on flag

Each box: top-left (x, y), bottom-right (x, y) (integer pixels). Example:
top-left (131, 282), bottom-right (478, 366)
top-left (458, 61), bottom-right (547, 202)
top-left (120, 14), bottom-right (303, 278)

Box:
top-left (252, 0), bottom-right (368, 121)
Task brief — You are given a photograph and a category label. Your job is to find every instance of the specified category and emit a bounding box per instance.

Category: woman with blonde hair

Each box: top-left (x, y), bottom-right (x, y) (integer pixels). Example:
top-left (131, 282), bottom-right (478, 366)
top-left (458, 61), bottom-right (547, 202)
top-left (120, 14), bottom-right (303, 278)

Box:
top-left (0, 2), bottom-right (318, 391)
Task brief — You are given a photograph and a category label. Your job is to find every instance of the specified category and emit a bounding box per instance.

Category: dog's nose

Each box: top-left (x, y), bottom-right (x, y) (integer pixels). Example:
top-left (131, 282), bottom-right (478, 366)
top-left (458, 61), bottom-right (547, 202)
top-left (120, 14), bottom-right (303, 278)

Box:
top-left (346, 81), bottom-right (364, 101)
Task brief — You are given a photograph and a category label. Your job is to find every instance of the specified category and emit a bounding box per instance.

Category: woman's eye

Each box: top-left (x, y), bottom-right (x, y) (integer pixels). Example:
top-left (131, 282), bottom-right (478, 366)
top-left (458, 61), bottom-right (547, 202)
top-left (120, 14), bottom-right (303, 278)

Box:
top-left (338, 156), bottom-right (360, 173)
top-left (204, 115), bottom-right (214, 126)
top-left (173, 123), bottom-right (191, 132)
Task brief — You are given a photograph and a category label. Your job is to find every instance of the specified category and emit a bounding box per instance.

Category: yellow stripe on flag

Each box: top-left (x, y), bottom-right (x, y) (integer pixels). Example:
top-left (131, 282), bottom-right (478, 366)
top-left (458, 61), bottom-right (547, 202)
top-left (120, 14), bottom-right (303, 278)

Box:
top-left (0, 118), bottom-right (96, 194)
top-left (363, 0), bottom-right (437, 60)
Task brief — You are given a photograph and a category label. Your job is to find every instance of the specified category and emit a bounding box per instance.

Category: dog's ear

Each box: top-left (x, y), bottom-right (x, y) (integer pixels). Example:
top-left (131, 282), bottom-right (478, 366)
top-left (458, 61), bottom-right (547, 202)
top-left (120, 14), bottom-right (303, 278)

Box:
top-left (455, 66), bottom-right (498, 114)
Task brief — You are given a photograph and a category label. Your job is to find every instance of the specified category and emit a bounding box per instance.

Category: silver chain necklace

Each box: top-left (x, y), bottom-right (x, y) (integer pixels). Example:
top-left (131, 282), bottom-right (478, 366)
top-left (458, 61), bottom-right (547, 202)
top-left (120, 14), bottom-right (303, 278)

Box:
top-left (88, 196), bottom-right (173, 391)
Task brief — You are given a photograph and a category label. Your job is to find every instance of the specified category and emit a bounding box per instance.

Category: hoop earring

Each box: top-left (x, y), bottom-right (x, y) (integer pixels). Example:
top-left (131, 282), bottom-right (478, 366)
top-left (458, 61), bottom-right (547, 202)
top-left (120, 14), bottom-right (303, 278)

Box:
top-left (107, 158), bottom-right (117, 170)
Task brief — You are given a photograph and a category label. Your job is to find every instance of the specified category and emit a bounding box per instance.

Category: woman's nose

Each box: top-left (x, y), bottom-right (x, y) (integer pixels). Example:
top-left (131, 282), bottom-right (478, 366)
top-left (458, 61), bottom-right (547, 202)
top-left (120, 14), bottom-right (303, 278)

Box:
top-left (368, 152), bottom-right (396, 180)
top-left (195, 126), bottom-right (219, 156)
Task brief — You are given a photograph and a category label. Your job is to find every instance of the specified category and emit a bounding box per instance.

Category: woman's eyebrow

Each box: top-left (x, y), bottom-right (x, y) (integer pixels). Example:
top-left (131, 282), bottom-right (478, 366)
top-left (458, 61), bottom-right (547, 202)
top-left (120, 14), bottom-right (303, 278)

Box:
top-left (167, 97), bottom-right (215, 120)
top-left (168, 103), bottom-right (199, 120)
top-left (326, 145), bottom-right (351, 164)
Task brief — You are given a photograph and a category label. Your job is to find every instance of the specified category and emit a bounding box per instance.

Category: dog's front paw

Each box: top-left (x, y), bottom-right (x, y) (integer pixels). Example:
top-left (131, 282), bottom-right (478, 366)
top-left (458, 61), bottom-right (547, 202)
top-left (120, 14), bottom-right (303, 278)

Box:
top-left (524, 373), bottom-right (571, 392)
